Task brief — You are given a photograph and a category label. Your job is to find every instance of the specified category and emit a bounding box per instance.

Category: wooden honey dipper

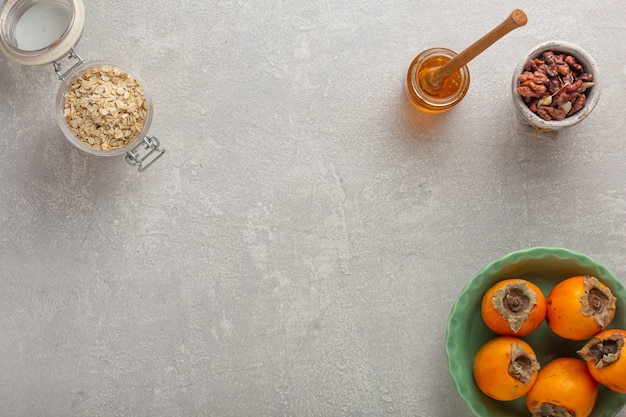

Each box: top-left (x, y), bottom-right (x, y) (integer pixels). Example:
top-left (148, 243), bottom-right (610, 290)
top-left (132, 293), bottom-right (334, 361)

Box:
top-left (421, 9), bottom-right (528, 95)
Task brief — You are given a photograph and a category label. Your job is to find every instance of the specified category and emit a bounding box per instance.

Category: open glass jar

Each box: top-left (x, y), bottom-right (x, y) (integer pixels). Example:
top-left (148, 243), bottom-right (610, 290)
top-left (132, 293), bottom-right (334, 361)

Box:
top-left (405, 47), bottom-right (471, 113)
top-left (0, 0), bottom-right (165, 171)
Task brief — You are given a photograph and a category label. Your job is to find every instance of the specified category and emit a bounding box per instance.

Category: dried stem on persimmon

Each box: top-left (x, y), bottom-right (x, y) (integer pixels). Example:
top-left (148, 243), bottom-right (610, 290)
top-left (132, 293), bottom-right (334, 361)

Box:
top-left (492, 281), bottom-right (537, 333)
top-left (579, 275), bottom-right (616, 328)
top-left (509, 343), bottom-right (540, 385)
top-left (530, 403), bottom-right (574, 417)
top-left (578, 331), bottom-right (624, 369)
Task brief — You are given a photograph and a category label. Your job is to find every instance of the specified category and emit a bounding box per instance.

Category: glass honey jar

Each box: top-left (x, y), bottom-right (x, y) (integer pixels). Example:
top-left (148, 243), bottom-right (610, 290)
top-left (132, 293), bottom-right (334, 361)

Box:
top-left (405, 47), bottom-right (470, 114)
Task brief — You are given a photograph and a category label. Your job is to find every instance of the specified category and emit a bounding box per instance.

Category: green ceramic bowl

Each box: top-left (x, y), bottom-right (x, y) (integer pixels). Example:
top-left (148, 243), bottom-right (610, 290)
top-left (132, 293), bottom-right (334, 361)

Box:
top-left (447, 247), bottom-right (626, 417)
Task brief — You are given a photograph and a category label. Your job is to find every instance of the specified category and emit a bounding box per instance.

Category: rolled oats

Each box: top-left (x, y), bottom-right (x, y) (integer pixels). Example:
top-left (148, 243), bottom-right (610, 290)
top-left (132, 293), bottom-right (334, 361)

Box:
top-left (63, 65), bottom-right (147, 150)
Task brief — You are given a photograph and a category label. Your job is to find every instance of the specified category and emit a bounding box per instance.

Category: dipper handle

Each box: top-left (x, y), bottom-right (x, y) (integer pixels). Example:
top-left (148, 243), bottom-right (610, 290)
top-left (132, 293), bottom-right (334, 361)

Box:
top-left (429, 9), bottom-right (528, 88)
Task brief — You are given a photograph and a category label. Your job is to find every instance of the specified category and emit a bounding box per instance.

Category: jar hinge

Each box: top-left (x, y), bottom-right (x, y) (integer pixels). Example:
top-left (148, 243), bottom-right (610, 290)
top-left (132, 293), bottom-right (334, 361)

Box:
top-left (125, 136), bottom-right (166, 172)
top-left (53, 48), bottom-right (85, 81)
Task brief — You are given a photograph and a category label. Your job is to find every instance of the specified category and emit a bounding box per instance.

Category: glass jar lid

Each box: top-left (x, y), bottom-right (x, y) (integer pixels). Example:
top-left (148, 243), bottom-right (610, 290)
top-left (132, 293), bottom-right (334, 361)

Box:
top-left (0, 0), bottom-right (85, 65)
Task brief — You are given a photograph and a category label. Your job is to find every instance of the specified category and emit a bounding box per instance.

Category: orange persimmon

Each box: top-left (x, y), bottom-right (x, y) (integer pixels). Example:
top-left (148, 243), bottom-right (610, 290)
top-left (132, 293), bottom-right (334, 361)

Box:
top-left (481, 279), bottom-right (546, 336)
top-left (546, 275), bottom-right (616, 340)
top-left (473, 336), bottom-right (540, 401)
top-left (525, 357), bottom-right (598, 417)
top-left (578, 328), bottom-right (626, 394)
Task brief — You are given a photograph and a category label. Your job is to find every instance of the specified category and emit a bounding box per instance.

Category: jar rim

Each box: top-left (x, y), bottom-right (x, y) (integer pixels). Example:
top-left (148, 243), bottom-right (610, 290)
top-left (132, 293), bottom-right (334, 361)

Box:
top-left (0, 0), bottom-right (85, 65)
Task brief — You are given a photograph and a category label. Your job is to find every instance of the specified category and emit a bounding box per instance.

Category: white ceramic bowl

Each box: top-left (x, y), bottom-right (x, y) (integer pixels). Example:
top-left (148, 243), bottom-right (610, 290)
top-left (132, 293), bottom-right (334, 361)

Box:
top-left (512, 41), bottom-right (601, 131)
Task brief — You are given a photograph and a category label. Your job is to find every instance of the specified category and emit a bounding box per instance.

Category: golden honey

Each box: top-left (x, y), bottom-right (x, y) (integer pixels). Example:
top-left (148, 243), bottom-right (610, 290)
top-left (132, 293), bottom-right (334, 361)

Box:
top-left (405, 48), bottom-right (470, 113)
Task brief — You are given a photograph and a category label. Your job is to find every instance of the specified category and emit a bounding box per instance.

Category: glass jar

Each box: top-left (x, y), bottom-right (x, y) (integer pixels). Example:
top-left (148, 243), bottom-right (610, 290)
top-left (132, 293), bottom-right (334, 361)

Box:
top-left (405, 47), bottom-right (470, 114)
top-left (0, 0), bottom-right (84, 65)
top-left (0, 0), bottom-right (165, 171)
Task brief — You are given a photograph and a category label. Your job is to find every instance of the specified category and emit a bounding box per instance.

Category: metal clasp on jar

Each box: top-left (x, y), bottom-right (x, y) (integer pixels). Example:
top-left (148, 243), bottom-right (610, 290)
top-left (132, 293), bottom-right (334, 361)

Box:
top-left (53, 47), bottom-right (85, 81)
top-left (125, 136), bottom-right (166, 172)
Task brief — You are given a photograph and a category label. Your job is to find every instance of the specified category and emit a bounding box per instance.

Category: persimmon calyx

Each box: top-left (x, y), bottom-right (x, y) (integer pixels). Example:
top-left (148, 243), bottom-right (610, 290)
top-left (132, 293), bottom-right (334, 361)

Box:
top-left (492, 280), bottom-right (537, 333)
top-left (530, 403), bottom-right (574, 417)
top-left (509, 343), bottom-right (540, 384)
top-left (577, 332), bottom-right (624, 369)
top-left (579, 275), bottom-right (616, 328)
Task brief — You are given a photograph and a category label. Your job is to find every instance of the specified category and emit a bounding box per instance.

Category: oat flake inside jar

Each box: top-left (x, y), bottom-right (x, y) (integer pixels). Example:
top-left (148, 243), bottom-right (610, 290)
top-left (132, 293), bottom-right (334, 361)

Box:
top-left (0, 0), bottom-right (165, 171)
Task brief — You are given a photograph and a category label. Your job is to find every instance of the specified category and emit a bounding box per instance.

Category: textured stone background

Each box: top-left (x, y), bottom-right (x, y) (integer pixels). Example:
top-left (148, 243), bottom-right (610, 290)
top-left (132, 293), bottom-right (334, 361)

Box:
top-left (0, 0), bottom-right (625, 416)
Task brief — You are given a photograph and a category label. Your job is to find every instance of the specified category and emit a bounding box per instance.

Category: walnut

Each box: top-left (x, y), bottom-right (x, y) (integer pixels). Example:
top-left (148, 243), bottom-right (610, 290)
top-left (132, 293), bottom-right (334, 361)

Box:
top-left (565, 55), bottom-right (583, 73)
top-left (538, 63), bottom-right (558, 78)
top-left (554, 80), bottom-right (584, 106)
top-left (517, 71), bottom-right (549, 98)
top-left (517, 83), bottom-right (547, 99)
top-left (568, 94), bottom-right (586, 116)
top-left (517, 71), bottom-right (549, 85)
top-left (524, 59), bottom-right (541, 72)
top-left (537, 105), bottom-right (566, 121)
top-left (547, 76), bottom-right (563, 94)
top-left (580, 73), bottom-right (594, 82)
top-left (542, 51), bottom-right (557, 65)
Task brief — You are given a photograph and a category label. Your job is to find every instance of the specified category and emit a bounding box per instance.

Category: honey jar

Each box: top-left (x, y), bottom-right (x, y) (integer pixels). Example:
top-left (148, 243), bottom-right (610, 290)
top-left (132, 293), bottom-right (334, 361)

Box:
top-left (405, 47), bottom-right (470, 114)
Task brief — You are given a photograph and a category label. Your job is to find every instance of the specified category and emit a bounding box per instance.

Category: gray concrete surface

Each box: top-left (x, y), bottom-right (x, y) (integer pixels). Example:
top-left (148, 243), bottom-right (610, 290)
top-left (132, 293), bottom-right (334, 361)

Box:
top-left (1, 0), bottom-right (625, 416)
